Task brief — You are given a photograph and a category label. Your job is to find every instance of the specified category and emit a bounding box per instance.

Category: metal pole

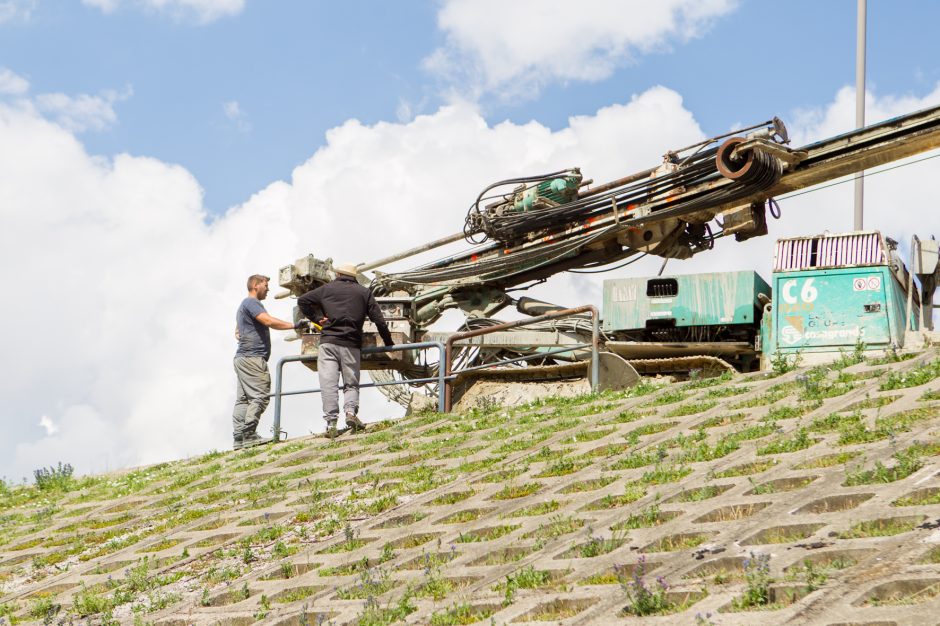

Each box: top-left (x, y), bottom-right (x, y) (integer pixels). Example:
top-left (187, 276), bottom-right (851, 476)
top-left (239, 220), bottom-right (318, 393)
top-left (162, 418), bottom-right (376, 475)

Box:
top-left (272, 357), bottom-right (287, 442)
top-left (906, 235), bottom-right (916, 332)
top-left (854, 0), bottom-right (867, 231)
top-left (590, 309), bottom-right (600, 393)
top-left (434, 343), bottom-right (446, 413)
top-left (358, 232), bottom-right (467, 272)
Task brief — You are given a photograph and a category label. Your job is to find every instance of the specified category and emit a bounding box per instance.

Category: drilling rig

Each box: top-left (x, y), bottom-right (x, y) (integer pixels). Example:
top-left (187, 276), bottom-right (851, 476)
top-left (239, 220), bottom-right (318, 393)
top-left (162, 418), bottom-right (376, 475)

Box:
top-left (277, 104), bottom-right (940, 409)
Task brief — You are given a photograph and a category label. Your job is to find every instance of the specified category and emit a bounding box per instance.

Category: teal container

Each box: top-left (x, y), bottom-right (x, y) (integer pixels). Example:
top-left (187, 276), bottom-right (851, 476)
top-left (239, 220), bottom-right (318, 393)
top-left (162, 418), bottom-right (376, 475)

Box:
top-left (603, 271), bottom-right (770, 333)
top-left (765, 266), bottom-right (910, 354)
top-left (762, 231), bottom-right (919, 363)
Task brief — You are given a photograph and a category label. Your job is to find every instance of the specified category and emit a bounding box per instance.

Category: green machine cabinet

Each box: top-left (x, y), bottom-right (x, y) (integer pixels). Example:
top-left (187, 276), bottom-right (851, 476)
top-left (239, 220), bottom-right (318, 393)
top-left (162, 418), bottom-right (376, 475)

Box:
top-left (762, 231), bottom-right (919, 365)
top-left (603, 271), bottom-right (770, 340)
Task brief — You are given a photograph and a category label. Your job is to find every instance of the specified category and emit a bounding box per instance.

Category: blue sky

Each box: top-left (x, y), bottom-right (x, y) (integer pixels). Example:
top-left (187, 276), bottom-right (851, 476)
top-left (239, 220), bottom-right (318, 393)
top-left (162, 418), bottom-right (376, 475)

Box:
top-left (4, 1), bottom-right (940, 213)
top-left (3, 0), bottom-right (940, 481)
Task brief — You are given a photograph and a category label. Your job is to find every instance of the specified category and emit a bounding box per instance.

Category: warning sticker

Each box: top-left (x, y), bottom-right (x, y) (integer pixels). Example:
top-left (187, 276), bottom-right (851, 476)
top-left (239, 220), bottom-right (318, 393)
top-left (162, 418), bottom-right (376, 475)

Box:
top-left (853, 275), bottom-right (882, 292)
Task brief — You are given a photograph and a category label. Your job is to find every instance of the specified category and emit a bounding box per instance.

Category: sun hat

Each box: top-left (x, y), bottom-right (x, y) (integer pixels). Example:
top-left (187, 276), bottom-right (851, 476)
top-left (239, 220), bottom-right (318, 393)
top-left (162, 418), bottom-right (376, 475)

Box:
top-left (334, 263), bottom-right (358, 277)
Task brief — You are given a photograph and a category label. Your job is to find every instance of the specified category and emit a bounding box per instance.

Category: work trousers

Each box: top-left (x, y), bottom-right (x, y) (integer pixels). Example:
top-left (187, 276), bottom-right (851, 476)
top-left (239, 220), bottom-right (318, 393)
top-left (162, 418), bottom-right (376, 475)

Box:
top-left (317, 343), bottom-right (361, 423)
top-left (232, 356), bottom-right (270, 437)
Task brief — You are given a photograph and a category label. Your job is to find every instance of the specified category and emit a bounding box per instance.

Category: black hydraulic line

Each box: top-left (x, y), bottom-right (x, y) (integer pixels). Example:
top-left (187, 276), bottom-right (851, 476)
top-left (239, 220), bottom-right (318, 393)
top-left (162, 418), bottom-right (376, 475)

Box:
top-left (568, 252), bottom-right (648, 274)
top-left (464, 168), bottom-right (579, 244)
top-left (768, 197), bottom-right (782, 219)
top-left (384, 130), bottom-right (783, 292)
top-left (477, 147), bottom-right (722, 243)
top-left (466, 150), bottom-right (710, 241)
top-left (428, 149), bottom-right (721, 273)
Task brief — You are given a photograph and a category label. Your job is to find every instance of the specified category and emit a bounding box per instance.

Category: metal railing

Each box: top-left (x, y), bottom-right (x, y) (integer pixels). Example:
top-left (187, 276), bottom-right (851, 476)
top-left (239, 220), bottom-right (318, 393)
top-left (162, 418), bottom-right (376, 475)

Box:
top-left (443, 305), bottom-right (600, 411)
top-left (270, 305), bottom-right (600, 439)
top-left (271, 341), bottom-right (447, 442)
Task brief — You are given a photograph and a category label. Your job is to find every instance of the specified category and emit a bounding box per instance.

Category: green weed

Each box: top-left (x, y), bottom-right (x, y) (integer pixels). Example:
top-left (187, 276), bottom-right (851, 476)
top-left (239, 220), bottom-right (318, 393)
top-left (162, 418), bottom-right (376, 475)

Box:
top-left (667, 401), bottom-right (718, 417)
top-left (429, 602), bottom-right (495, 626)
top-left (880, 359), bottom-right (940, 390)
top-left (757, 428), bottom-right (817, 455)
top-left (523, 515), bottom-right (585, 540)
top-left (455, 525), bottom-right (519, 543)
top-left (611, 503), bottom-right (671, 530)
top-left (429, 490), bottom-right (474, 506)
top-left (506, 499), bottom-right (563, 517)
top-left (838, 517), bottom-right (922, 538)
top-left (559, 476), bottom-right (617, 493)
top-left (643, 389), bottom-right (688, 407)
top-left (491, 482), bottom-right (541, 500)
top-left (844, 448), bottom-right (924, 486)
top-left (582, 484), bottom-right (646, 510)
top-left (535, 458), bottom-right (589, 478)
top-left (730, 553), bottom-right (773, 610)
top-left (618, 556), bottom-right (680, 616)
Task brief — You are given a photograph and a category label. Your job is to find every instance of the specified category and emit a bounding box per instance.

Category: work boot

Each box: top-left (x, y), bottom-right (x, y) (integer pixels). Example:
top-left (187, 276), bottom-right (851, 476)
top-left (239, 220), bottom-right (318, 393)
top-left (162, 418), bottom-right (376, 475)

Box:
top-left (326, 419), bottom-right (338, 440)
top-left (345, 413), bottom-right (365, 433)
top-left (241, 433), bottom-right (271, 448)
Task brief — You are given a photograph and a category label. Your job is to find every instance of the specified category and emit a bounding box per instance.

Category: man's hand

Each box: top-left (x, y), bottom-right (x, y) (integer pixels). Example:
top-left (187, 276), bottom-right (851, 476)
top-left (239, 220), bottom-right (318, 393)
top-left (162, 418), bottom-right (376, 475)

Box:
top-left (294, 320), bottom-right (309, 331)
top-left (256, 312), bottom-right (298, 331)
top-left (235, 326), bottom-right (240, 340)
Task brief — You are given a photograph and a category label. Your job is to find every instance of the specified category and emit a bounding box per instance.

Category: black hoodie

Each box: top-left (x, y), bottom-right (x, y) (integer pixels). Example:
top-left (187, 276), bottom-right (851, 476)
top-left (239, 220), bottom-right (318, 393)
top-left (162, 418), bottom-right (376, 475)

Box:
top-left (297, 275), bottom-right (394, 348)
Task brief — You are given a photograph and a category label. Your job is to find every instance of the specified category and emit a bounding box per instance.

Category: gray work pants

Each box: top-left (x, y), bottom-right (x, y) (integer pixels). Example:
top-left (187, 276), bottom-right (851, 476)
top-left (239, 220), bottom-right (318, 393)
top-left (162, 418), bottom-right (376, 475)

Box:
top-left (317, 343), bottom-right (360, 422)
top-left (232, 356), bottom-right (270, 438)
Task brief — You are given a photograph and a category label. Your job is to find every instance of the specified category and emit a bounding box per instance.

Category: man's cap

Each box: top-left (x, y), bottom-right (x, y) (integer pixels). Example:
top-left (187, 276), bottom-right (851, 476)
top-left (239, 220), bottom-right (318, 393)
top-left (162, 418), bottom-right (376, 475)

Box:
top-left (335, 263), bottom-right (359, 278)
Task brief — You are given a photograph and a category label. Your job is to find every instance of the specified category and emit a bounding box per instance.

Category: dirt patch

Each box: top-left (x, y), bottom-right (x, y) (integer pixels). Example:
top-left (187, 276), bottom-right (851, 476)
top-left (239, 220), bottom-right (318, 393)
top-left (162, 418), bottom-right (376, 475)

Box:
top-left (455, 379), bottom-right (590, 412)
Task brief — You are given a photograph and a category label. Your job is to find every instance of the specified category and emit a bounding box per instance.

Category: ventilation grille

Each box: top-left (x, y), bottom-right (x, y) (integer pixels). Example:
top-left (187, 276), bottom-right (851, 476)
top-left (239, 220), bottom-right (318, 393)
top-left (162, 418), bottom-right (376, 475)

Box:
top-left (774, 232), bottom-right (885, 271)
top-left (647, 278), bottom-right (678, 297)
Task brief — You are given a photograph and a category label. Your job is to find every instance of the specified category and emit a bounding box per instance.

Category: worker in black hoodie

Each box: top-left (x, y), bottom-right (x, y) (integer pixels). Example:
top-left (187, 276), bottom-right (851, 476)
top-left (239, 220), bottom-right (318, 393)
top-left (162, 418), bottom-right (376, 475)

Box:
top-left (297, 263), bottom-right (394, 437)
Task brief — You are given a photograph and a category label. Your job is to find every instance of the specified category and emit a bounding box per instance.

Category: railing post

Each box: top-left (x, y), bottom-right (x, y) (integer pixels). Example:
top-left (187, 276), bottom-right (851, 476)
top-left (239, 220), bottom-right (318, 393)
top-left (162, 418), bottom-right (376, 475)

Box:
top-left (435, 342), bottom-right (446, 413)
top-left (590, 305), bottom-right (600, 393)
top-left (272, 356), bottom-right (289, 442)
top-left (444, 340), bottom-right (455, 412)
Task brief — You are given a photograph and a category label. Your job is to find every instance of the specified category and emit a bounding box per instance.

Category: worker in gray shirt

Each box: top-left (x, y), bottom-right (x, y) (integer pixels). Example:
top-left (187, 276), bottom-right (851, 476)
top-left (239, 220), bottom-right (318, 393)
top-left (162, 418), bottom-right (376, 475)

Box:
top-left (233, 274), bottom-right (303, 449)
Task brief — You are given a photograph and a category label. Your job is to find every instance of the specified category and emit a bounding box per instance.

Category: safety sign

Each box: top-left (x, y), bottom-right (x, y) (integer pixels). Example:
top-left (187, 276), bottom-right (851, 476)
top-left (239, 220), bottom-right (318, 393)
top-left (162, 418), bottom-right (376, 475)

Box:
top-left (852, 276), bottom-right (881, 292)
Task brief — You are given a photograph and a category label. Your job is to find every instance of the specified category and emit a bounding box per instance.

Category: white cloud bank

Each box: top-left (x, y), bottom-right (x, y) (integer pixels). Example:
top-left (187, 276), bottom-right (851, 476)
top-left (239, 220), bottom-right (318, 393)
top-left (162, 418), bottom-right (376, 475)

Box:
top-left (0, 67), bottom-right (29, 95)
top-left (35, 86), bottom-right (133, 133)
top-left (425, 0), bottom-right (737, 100)
top-left (0, 68), bottom-right (132, 135)
top-left (3, 83), bottom-right (939, 481)
top-left (0, 0), bottom-right (35, 24)
top-left (82, 0), bottom-right (245, 23)
top-left (222, 100), bottom-right (251, 133)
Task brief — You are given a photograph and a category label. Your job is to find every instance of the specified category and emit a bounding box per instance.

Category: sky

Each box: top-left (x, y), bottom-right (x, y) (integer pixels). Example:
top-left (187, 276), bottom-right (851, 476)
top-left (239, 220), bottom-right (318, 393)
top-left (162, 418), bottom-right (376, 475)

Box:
top-left (2, 0), bottom-right (940, 482)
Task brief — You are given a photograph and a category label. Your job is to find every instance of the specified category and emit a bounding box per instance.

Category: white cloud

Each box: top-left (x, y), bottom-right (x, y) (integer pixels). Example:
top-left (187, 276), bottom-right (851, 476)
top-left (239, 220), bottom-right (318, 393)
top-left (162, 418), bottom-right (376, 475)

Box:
top-left (2, 83), bottom-right (939, 482)
top-left (223, 100), bottom-right (251, 133)
top-left (38, 415), bottom-right (58, 436)
top-left (82, 0), bottom-right (245, 23)
top-left (0, 0), bottom-right (35, 24)
top-left (0, 67), bottom-right (28, 95)
top-left (395, 98), bottom-right (413, 124)
top-left (35, 86), bottom-right (133, 133)
top-left (83, 0), bottom-right (120, 12)
top-left (426, 0), bottom-right (736, 100)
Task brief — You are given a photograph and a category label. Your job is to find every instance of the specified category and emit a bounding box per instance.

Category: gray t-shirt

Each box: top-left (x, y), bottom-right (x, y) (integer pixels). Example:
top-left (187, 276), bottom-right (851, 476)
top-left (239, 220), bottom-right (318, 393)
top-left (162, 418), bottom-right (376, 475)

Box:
top-left (235, 297), bottom-right (271, 360)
